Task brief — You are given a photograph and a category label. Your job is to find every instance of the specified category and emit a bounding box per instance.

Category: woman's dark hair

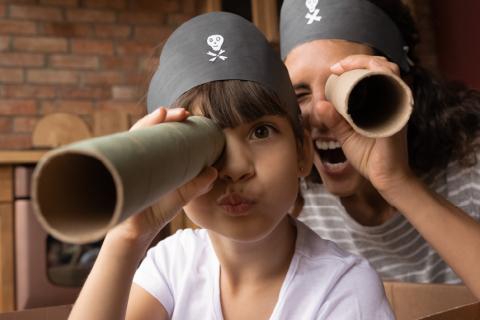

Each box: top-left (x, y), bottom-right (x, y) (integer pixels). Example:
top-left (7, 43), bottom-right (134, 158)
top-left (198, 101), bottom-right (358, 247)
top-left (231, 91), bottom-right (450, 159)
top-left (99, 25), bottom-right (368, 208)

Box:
top-left (171, 79), bottom-right (305, 146)
top-left (369, 0), bottom-right (480, 175)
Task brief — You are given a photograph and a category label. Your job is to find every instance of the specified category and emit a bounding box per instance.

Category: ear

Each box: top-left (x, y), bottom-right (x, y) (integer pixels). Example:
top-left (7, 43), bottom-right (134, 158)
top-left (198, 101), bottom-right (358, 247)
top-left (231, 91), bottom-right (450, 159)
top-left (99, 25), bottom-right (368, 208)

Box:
top-left (298, 129), bottom-right (314, 178)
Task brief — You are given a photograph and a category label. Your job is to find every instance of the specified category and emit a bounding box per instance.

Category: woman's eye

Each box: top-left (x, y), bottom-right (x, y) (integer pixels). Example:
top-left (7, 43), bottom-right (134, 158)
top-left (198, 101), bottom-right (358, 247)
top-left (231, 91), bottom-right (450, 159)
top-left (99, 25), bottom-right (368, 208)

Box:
top-left (296, 92), bottom-right (309, 103)
top-left (251, 125), bottom-right (274, 140)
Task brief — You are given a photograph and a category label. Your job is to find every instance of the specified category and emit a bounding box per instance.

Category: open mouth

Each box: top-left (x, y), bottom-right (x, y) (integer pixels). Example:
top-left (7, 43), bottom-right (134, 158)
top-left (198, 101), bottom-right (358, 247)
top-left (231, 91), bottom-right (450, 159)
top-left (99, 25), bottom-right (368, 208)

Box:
top-left (315, 140), bottom-right (347, 168)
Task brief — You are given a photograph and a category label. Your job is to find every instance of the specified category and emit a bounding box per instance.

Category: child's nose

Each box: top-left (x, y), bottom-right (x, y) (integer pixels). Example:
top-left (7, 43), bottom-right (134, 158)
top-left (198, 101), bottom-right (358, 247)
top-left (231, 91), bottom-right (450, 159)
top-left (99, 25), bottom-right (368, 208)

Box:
top-left (217, 140), bottom-right (254, 183)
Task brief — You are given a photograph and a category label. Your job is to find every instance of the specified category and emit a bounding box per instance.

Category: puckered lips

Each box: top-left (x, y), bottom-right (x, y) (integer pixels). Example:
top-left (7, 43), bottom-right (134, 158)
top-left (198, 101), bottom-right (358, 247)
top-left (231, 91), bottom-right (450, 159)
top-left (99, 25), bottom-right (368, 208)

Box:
top-left (315, 140), bottom-right (348, 173)
top-left (217, 193), bottom-right (256, 216)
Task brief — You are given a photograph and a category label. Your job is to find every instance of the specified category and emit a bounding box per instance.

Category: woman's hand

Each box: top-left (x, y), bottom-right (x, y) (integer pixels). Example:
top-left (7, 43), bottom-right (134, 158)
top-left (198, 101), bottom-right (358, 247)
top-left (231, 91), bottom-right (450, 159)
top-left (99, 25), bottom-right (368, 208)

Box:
top-left (316, 55), bottom-right (414, 194)
top-left (108, 107), bottom-right (218, 245)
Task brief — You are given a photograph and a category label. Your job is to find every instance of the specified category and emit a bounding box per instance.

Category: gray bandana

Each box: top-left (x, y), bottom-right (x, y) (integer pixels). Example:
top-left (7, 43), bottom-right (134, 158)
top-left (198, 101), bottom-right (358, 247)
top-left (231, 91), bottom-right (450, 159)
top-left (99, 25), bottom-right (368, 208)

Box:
top-left (280, 0), bottom-right (410, 72)
top-left (147, 12), bottom-right (299, 119)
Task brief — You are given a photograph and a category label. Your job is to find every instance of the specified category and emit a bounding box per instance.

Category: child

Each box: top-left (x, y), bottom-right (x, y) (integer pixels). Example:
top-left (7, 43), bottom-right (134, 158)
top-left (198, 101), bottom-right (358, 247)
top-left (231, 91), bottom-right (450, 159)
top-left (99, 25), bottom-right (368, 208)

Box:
top-left (69, 12), bottom-right (394, 319)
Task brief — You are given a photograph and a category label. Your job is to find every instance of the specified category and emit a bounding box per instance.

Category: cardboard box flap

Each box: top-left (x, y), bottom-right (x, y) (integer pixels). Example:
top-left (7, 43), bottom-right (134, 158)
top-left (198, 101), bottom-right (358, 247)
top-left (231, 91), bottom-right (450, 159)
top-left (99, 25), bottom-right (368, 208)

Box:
top-left (384, 281), bottom-right (478, 320)
top-left (420, 301), bottom-right (480, 320)
top-left (1, 283), bottom-right (478, 319)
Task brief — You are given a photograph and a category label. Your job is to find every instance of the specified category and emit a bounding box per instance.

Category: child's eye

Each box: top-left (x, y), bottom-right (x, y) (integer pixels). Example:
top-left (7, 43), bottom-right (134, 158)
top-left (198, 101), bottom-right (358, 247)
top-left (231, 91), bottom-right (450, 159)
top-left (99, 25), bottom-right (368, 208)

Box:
top-left (251, 124), bottom-right (275, 140)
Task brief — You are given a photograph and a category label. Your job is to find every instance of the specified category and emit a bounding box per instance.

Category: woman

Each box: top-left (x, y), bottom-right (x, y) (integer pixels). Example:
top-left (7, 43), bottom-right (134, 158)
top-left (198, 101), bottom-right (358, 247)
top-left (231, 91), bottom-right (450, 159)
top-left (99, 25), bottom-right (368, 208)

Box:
top-left (280, 0), bottom-right (480, 297)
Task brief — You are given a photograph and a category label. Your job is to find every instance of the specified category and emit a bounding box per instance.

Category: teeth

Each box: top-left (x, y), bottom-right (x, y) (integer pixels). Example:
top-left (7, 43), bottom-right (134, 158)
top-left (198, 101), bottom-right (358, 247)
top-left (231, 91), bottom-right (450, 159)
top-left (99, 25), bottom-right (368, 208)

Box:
top-left (324, 162), bottom-right (346, 169)
top-left (315, 140), bottom-right (341, 150)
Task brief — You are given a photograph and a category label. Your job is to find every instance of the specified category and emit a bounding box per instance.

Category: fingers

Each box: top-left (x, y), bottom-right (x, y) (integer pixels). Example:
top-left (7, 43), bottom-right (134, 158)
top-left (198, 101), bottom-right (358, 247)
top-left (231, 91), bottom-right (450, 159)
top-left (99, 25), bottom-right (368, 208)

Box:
top-left (164, 108), bottom-right (191, 122)
top-left (130, 107), bottom-right (190, 131)
top-left (330, 55), bottom-right (400, 75)
top-left (176, 167), bottom-right (218, 204)
top-left (145, 166), bottom-right (218, 230)
top-left (130, 107), bottom-right (166, 131)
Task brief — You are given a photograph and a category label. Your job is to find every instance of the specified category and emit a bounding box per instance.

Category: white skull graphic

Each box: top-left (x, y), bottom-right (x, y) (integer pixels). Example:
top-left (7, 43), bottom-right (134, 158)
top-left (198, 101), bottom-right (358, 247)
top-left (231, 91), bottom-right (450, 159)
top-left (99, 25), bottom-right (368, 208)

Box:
top-left (207, 34), bottom-right (224, 51)
top-left (305, 0), bottom-right (318, 13)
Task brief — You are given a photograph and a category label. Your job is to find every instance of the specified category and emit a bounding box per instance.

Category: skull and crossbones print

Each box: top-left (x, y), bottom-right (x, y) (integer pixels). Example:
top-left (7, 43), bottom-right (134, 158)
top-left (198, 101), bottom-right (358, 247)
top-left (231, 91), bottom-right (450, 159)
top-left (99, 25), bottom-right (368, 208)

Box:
top-left (206, 34), bottom-right (227, 62)
top-left (305, 0), bottom-right (321, 24)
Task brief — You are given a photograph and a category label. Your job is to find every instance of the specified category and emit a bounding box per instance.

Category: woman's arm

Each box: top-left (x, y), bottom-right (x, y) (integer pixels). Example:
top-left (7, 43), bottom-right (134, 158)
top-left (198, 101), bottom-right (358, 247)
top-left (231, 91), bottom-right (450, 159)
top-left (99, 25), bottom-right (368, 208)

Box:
top-left (380, 172), bottom-right (480, 298)
top-left (326, 55), bottom-right (480, 298)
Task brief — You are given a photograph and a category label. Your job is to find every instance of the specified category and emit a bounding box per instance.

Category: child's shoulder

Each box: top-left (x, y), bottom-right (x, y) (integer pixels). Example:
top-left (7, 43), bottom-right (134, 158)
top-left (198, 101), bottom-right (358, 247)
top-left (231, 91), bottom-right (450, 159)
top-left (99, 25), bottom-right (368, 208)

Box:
top-left (288, 220), bottom-right (387, 312)
top-left (293, 219), bottom-right (375, 274)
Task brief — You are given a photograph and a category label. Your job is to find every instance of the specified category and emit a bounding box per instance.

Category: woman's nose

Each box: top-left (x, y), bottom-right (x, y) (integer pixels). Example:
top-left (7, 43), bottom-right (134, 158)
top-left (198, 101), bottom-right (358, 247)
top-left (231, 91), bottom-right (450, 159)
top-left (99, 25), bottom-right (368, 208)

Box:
top-left (217, 139), bottom-right (254, 183)
top-left (308, 92), bottom-right (334, 132)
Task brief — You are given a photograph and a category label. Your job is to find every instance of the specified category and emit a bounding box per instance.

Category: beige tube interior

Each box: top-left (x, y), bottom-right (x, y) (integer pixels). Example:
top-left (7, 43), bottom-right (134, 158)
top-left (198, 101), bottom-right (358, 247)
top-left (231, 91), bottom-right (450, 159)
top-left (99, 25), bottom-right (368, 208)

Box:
top-left (325, 69), bottom-right (413, 138)
top-left (34, 153), bottom-right (117, 242)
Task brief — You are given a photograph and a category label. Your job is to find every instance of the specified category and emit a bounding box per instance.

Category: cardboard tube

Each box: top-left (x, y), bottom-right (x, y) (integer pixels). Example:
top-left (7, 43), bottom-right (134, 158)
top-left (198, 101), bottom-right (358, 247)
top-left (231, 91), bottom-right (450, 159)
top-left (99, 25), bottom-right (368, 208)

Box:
top-left (31, 116), bottom-right (225, 244)
top-left (325, 69), bottom-right (413, 138)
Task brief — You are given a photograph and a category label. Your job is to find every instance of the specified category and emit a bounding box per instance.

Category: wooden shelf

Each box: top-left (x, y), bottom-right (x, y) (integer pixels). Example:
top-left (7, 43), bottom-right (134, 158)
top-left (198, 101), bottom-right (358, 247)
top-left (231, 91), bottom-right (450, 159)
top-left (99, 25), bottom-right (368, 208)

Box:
top-left (0, 151), bottom-right (47, 165)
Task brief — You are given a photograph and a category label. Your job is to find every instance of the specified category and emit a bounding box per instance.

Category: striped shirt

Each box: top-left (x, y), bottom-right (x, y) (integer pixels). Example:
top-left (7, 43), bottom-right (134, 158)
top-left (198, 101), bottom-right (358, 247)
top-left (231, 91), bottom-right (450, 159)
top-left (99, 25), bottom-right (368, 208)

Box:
top-left (299, 152), bottom-right (480, 284)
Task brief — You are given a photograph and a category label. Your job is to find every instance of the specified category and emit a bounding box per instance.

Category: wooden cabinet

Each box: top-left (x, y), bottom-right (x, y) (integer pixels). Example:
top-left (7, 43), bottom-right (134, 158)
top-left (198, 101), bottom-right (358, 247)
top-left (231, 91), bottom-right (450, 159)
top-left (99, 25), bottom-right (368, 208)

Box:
top-left (0, 151), bottom-right (45, 312)
top-left (0, 166), bottom-right (14, 312)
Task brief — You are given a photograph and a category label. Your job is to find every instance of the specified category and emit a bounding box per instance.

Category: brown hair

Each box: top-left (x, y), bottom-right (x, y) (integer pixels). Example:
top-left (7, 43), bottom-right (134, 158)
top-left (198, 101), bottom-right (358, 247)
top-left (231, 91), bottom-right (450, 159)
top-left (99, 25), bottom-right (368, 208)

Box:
top-left (171, 79), bottom-right (305, 146)
top-left (368, 0), bottom-right (480, 174)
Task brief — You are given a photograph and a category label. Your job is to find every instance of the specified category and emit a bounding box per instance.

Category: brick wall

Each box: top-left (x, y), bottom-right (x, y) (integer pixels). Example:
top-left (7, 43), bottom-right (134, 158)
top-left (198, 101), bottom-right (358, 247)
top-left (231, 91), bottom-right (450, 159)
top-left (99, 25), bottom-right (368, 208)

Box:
top-left (0, 0), bottom-right (440, 150)
top-left (0, 0), bottom-right (199, 149)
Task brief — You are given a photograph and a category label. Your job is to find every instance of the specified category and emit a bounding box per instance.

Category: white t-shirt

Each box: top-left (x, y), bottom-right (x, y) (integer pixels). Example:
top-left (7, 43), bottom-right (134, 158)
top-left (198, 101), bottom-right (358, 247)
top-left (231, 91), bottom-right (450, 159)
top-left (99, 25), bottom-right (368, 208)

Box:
top-left (133, 219), bottom-right (394, 319)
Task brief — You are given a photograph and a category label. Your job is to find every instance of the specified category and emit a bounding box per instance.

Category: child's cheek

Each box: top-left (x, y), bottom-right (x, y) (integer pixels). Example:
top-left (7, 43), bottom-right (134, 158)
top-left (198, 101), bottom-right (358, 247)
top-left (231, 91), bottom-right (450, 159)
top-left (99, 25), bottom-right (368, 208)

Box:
top-left (183, 193), bottom-right (216, 227)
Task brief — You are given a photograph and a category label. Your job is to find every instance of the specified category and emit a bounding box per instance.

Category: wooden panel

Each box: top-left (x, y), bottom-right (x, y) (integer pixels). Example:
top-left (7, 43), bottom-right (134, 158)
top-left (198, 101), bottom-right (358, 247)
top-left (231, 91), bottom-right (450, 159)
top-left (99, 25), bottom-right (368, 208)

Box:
top-left (0, 167), bottom-right (13, 203)
top-left (168, 210), bottom-right (198, 234)
top-left (251, 0), bottom-right (279, 43)
top-left (431, 0), bottom-right (480, 89)
top-left (203, 0), bottom-right (221, 12)
top-left (0, 304), bottom-right (72, 319)
top-left (169, 210), bottom-right (187, 234)
top-left (184, 214), bottom-right (198, 229)
top-left (0, 151), bottom-right (46, 165)
top-left (0, 166), bottom-right (17, 312)
top-left (93, 110), bottom-right (130, 137)
top-left (32, 113), bottom-right (92, 148)
top-left (0, 203), bottom-right (15, 312)
top-left (403, 0), bottom-right (417, 17)
top-left (202, 0), bottom-right (280, 45)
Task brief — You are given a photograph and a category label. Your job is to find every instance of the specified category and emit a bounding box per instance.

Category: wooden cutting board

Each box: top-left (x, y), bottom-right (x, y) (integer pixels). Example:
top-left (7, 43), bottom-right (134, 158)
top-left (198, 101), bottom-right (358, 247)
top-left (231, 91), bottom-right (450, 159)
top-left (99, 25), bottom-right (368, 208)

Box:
top-left (93, 110), bottom-right (130, 137)
top-left (32, 113), bottom-right (92, 148)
